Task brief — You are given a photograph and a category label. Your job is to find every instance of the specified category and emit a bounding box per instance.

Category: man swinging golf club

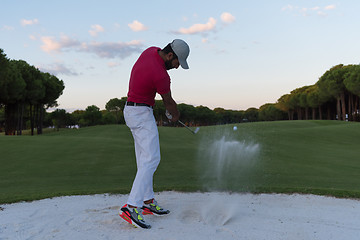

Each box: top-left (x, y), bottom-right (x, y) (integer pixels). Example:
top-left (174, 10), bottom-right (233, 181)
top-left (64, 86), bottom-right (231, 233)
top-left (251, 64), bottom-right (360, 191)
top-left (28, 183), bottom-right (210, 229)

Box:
top-left (119, 39), bottom-right (190, 229)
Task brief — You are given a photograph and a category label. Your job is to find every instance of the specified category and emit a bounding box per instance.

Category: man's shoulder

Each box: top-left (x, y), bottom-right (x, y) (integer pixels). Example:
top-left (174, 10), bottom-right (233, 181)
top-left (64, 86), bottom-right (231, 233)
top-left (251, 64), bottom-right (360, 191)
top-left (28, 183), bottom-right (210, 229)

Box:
top-left (137, 47), bottom-right (161, 64)
top-left (143, 46), bottom-right (160, 55)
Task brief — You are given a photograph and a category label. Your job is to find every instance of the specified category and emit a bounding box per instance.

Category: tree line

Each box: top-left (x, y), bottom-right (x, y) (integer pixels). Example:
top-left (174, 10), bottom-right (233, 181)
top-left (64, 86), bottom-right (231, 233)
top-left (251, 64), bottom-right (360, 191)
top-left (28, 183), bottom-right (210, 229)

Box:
top-left (19, 97), bottom-right (285, 131)
top-left (0, 49), bottom-right (64, 135)
top-left (276, 64), bottom-right (360, 121)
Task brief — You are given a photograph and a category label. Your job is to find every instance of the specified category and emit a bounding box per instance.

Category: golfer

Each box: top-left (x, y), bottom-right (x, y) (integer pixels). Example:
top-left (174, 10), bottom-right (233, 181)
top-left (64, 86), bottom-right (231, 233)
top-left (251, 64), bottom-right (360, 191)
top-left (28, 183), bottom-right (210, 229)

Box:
top-left (119, 39), bottom-right (190, 229)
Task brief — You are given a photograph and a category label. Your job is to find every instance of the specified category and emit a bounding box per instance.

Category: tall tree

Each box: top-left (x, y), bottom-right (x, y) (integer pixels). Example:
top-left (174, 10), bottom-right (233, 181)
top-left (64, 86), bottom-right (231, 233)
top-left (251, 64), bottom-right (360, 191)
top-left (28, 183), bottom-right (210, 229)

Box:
top-left (344, 65), bottom-right (360, 121)
top-left (306, 85), bottom-right (322, 119)
top-left (194, 105), bottom-right (218, 125)
top-left (276, 94), bottom-right (294, 120)
top-left (72, 110), bottom-right (85, 126)
top-left (259, 103), bottom-right (287, 121)
top-left (50, 109), bottom-right (69, 130)
top-left (298, 86), bottom-right (311, 120)
top-left (288, 87), bottom-right (310, 120)
top-left (344, 65), bottom-right (360, 96)
top-left (105, 98), bottom-right (123, 124)
top-left (83, 105), bottom-right (102, 126)
top-left (317, 64), bottom-right (348, 120)
top-left (38, 72), bottom-right (65, 134)
top-left (0, 49), bottom-right (8, 82)
top-left (0, 59), bottom-right (26, 135)
top-left (1, 51), bottom-right (64, 135)
top-left (244, 108), bottom-right (259, 122)
top-left (13, 60), bottom-right (45, 135)
top-left (213, 108), bottom-right (244, 124)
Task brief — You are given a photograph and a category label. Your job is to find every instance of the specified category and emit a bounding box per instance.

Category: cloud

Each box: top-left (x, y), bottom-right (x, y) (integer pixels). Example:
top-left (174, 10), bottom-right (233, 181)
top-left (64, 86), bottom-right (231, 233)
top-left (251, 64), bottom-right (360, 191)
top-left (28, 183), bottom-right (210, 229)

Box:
top-left (89, 24), bottom-right (105, 37)
top-left (325, 5), bottom-right (336, 10)
top-left (176, 17), bottom-right (217, 35)
top-left (21, 19), bottom-right (39, 26)
top-left (41, 35), bottom-right (80, 53)
top-left (282, 5), bottom-right (294, 11)
top-left (282, 4), bottom-right (336, 17)
top-left (2, 25), bottom-right (14, 31)
top-left (38, 63), bottom-right (78, 76)
top-left (40, 35), bottom-right (144, 59)
top-left (128, 20), bottom-right (148, 32)
top-left (81, 40), bottom-right (143, 59)
top-left (317, 11), bottom-right (327, 17)
top-left (107, 62), bottom-right (120, 68)
top-left (41, 37), bottom-right (62, 52)
top-left (221, 12), bottom-right (235, 24)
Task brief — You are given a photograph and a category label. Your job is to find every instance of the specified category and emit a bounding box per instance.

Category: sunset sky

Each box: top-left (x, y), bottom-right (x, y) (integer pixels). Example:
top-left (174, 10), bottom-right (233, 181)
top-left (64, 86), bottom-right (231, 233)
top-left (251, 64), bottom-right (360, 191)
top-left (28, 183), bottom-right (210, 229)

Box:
top-left (1, 0), bottom-right (359, 111)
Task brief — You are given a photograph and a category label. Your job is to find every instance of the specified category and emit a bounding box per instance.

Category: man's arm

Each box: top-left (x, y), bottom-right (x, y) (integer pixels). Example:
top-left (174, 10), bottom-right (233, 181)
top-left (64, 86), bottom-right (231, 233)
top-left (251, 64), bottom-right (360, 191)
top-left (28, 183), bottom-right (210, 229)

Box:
top-left (161, 91), bottom-right (180, 122)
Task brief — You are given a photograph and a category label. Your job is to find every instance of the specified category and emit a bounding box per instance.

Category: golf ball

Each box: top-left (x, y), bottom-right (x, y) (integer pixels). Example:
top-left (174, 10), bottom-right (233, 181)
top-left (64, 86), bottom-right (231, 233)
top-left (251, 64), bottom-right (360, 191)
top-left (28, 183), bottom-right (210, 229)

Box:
top-left (233, 126), bottom-right (237, 131)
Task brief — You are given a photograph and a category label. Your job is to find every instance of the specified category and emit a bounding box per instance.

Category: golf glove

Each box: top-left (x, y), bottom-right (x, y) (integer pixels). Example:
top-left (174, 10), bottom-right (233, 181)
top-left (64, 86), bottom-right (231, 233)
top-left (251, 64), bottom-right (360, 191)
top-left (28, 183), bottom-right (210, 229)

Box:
top-left (165, 110), bottom-right (173, 120)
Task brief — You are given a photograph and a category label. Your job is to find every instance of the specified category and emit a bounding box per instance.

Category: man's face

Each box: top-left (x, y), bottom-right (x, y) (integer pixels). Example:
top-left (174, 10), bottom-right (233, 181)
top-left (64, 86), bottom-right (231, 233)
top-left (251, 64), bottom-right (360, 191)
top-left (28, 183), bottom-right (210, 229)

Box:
top-left (165, 53), bottom-right (180, 70)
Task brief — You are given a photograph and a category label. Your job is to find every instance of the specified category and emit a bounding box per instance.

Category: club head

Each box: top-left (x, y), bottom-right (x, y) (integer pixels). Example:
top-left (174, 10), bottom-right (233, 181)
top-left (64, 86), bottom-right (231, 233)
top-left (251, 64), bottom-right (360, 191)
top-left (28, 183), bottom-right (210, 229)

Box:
top-left (193, 127), bottom-right (200, 134)
top-left (178, 120), bottom-right (199, 135)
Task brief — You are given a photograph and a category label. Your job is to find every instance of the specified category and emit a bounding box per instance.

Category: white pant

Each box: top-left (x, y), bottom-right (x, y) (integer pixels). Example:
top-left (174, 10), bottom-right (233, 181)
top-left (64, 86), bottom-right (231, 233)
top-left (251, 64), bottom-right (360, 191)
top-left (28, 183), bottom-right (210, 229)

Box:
top-left (124, 105), bottom-right (160, 207)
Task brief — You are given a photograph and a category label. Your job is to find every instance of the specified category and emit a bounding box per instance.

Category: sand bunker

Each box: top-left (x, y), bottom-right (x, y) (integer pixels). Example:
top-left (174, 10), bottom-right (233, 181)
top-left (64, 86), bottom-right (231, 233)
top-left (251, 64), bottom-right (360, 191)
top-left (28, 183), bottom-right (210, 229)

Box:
top-left (1, 191), bottom-right (360, 239)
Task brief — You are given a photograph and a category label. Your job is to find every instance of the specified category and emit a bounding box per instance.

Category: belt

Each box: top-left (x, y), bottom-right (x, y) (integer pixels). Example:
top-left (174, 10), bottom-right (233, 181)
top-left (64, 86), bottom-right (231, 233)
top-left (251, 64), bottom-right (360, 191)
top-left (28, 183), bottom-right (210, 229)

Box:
top-left (126, 101), bottom-right (153, 108)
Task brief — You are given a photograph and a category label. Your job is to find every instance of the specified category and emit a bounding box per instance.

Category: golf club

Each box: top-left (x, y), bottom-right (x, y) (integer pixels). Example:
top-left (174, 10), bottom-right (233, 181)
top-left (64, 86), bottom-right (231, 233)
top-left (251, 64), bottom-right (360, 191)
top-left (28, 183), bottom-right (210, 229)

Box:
top-left (178, 120), bottom-right (200, 134)
top-left (166, 110), bottom-right (200, 134)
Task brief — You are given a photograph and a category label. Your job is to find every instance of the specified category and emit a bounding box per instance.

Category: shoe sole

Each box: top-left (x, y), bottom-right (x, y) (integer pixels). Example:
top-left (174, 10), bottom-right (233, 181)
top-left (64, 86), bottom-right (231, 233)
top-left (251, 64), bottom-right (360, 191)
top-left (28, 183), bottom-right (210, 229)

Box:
top-left (120, 208), bottom-right (151, 229)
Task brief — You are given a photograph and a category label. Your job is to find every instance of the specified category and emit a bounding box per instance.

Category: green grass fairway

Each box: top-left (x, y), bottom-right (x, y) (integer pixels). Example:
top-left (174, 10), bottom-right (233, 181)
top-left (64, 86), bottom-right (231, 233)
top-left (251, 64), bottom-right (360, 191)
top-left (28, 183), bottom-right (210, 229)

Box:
top-left (1, 120), bottom-right (360, 203)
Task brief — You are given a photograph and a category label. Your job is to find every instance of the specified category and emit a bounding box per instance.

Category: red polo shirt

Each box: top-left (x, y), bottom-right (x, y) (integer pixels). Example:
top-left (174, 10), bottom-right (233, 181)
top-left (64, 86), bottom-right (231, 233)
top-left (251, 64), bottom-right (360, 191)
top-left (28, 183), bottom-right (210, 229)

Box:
top-left (127, 47), bottom-right (171, 106)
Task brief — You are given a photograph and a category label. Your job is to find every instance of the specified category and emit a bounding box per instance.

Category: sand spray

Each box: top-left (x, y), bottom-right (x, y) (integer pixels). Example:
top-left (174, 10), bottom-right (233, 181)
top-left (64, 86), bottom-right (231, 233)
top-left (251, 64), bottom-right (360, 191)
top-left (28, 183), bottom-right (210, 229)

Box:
top-left (197, 126), bottom-right (261, 226)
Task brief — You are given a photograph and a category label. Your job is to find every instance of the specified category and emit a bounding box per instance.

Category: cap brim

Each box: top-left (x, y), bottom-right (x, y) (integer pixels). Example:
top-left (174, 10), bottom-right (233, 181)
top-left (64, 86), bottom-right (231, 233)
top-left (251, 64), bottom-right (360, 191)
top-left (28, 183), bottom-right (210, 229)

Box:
top-left (179, 58), bottom-right (189, 69)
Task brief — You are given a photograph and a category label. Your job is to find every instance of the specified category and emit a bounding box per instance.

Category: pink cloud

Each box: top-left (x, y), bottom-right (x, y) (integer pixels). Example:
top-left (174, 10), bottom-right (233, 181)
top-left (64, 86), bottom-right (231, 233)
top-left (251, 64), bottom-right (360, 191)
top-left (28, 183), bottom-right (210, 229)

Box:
top-left (21, 19), bottom-right (39, 26)
top-left (128, 20), bottom-right (148, 32)
top-left (177, 17), bottom-right (217, 34)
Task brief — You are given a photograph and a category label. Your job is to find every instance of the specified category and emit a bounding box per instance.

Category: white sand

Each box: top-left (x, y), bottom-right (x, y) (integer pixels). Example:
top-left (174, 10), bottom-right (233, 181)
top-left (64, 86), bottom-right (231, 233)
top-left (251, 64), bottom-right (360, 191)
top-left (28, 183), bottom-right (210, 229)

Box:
top-left (1, 191), bottom-right (360, 240)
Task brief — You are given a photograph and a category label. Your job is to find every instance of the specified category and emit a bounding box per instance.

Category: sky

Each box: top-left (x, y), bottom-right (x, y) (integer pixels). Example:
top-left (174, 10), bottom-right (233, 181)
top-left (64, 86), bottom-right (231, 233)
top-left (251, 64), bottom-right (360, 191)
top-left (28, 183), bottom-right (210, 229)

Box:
top-left (1, 0), bottom-right (360, 112)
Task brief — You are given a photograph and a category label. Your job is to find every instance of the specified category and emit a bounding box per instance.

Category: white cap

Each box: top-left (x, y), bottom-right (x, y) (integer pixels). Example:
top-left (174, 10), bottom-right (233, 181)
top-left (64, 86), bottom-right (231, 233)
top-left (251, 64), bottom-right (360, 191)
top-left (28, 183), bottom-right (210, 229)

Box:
top-left (170, 39), bottom-right (190, 69)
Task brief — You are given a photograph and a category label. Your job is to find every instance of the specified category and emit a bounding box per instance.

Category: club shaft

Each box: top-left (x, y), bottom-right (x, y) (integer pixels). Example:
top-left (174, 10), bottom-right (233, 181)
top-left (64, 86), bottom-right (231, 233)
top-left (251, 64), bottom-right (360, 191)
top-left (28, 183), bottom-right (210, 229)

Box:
top-left (178, 120), bottom-right (196, 134)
